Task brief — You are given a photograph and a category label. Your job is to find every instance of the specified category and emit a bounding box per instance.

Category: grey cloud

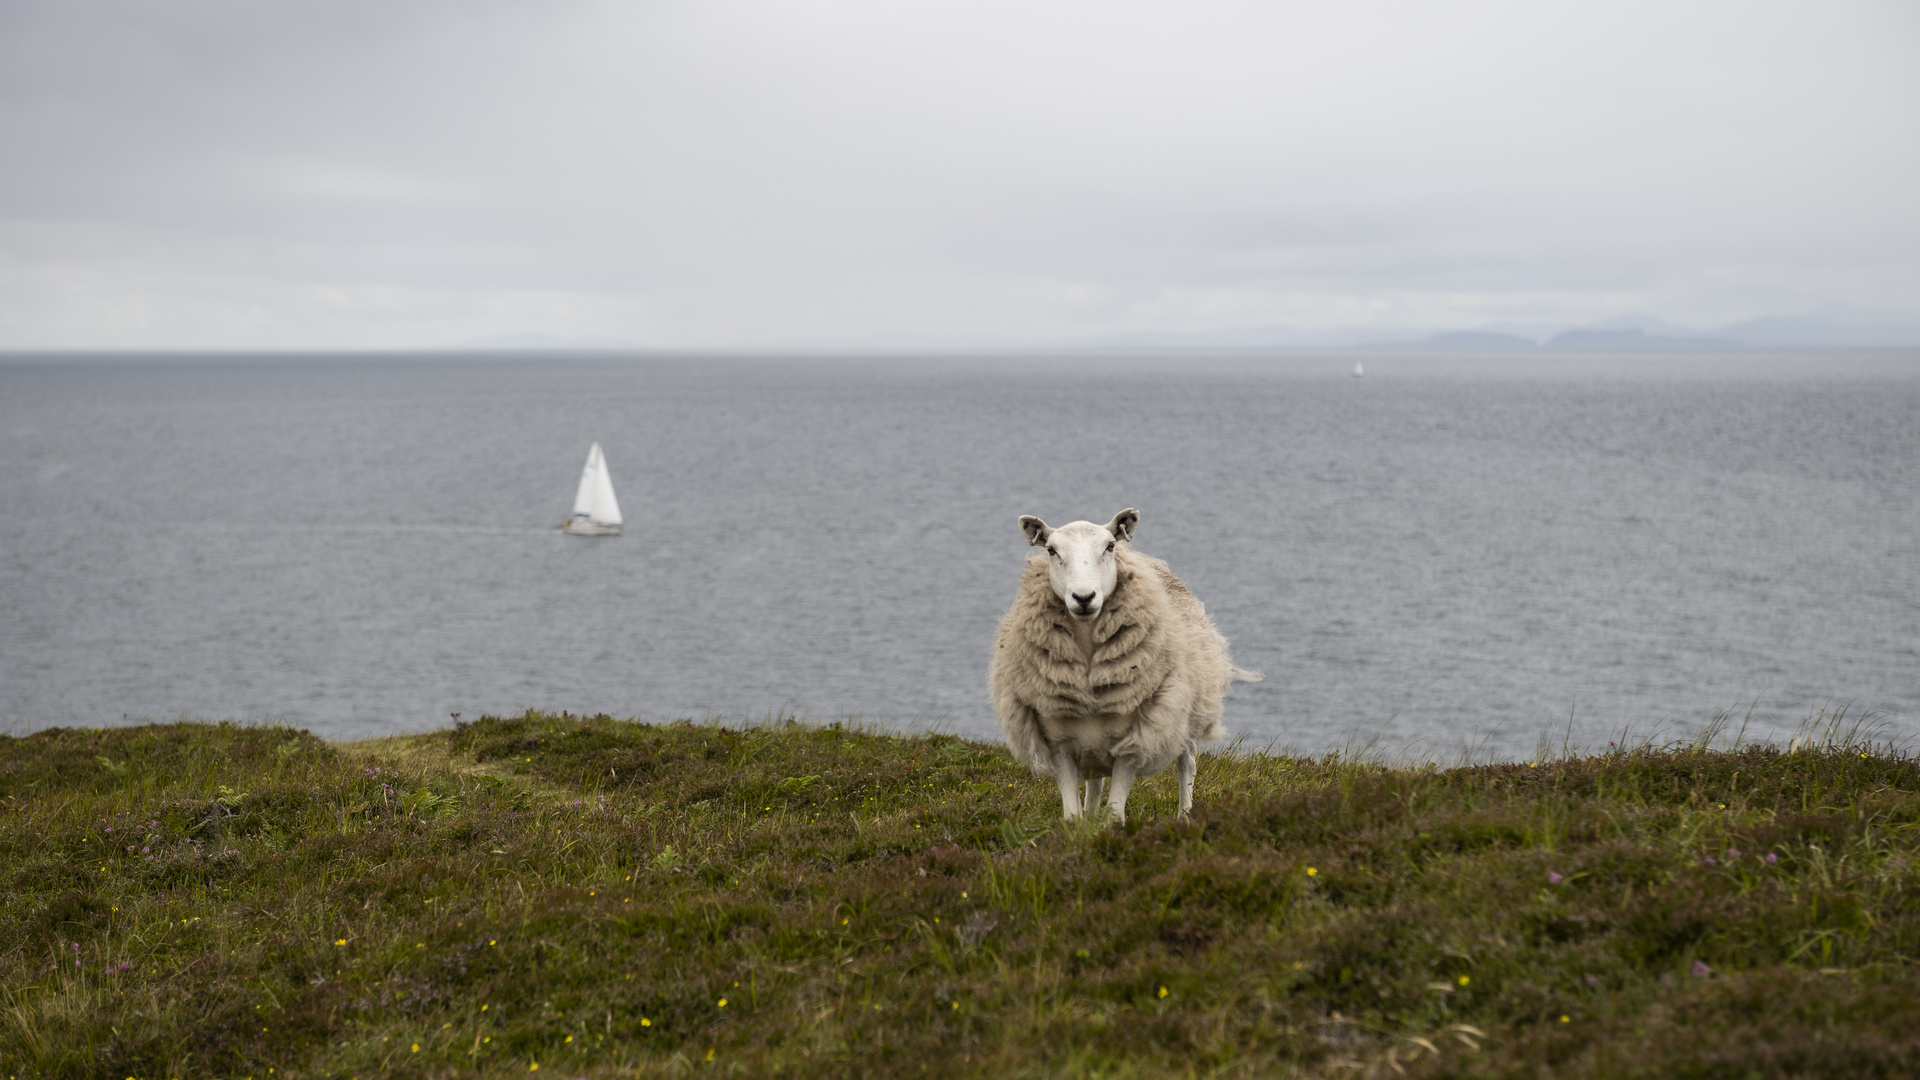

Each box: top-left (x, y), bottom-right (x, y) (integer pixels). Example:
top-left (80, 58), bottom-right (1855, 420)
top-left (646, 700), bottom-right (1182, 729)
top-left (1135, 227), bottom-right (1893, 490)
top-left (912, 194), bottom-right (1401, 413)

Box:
top-left (1, 0), bottom-right (1916, 348)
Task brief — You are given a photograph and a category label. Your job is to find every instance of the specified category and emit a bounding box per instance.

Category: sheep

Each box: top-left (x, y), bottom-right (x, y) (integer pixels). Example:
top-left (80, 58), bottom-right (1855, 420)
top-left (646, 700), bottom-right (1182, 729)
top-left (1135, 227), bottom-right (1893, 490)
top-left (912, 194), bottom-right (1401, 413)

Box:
top-left (989, 508), bottom-right (1260, 823)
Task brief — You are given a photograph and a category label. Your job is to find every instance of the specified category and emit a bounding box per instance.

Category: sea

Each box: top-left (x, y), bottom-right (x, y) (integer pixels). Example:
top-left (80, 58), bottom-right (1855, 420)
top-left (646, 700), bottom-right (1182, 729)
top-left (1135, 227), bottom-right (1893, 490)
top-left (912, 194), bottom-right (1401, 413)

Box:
top-left (3, 350), bottom-right (1915, 761)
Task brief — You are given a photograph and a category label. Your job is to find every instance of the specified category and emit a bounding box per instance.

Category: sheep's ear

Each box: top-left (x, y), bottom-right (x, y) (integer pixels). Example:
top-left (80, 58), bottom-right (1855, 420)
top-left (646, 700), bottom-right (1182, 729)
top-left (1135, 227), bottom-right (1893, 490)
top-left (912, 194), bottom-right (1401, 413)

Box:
top-left (1105, 508), bottom-right (1138, 542)
top-left (1019, 515), bottom-right (1052, 547)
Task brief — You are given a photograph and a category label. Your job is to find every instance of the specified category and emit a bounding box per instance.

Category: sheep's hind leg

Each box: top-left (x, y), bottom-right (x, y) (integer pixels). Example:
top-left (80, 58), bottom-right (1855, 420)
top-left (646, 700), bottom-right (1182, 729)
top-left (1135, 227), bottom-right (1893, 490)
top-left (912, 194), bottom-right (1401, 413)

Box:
top-left (1105, 760), bottom-right (1139, 825)
top-left (1053, 749), bottom-right (1083, 819)
top-left (1176, 746), bottom-right (1197, 819)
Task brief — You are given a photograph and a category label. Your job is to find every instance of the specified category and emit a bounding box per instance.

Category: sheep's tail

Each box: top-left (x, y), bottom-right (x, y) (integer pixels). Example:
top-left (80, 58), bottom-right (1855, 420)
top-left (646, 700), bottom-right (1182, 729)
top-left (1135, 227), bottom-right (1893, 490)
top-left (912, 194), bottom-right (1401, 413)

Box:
top-left (1230, 667), bottom-right (1264, 683)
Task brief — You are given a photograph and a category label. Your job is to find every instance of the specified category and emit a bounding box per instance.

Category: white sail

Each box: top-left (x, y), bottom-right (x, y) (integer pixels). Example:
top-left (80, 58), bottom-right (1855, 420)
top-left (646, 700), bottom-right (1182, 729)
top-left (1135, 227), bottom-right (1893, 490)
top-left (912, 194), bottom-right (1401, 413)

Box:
top-left (587, 444), bottom-right (622, 525)
top-left (1352, 361), bottom-right (1365, 377)
top-left (571, 442), bottom-right (602, 517)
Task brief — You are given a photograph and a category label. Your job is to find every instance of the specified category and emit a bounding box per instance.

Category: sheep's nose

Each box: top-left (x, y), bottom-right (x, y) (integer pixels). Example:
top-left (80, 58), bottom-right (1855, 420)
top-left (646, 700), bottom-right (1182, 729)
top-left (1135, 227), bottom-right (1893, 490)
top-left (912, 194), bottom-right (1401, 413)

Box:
top-left (1072, 592), bottom-right (1096, 608)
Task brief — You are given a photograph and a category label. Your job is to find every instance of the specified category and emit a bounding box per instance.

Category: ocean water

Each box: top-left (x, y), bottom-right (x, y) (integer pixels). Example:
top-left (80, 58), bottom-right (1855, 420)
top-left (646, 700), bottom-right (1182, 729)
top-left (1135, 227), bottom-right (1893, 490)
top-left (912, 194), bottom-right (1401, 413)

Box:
top-left (2, 351), bottom-right (1915, 760)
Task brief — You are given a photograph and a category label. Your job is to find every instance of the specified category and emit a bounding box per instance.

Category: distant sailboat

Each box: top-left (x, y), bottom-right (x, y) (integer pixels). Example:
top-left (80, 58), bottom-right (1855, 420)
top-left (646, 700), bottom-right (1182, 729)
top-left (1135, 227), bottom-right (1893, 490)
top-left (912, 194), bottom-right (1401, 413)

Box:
top-left (562, 441), bottom-right (623, 536)
top-left (1352, 361), bottom-right (1365, 377)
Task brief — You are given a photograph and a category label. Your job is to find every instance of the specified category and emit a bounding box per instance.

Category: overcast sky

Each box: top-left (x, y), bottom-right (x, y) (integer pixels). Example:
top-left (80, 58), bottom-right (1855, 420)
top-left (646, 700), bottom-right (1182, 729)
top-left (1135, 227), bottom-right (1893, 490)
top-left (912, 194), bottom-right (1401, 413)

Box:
top-left (1, 0), bottom-right (1916, 349)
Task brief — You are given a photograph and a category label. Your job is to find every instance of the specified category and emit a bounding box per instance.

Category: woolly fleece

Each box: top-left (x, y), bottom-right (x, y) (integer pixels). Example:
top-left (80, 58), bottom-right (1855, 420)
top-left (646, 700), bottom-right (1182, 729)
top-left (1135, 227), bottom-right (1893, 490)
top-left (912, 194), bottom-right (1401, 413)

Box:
top-left (990, 545), bottom-right (1252, 779)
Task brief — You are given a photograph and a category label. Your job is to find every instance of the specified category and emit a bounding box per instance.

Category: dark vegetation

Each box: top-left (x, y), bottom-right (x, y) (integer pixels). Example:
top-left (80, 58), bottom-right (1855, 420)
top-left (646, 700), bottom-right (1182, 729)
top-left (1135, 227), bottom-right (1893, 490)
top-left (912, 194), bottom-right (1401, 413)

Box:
top-left (2, 711), bottom-right (1916, 1078)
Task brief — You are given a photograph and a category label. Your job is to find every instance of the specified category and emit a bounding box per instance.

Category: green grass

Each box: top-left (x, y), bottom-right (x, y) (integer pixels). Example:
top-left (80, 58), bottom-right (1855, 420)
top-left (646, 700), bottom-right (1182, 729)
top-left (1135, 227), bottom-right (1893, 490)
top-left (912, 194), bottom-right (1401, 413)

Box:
top-left (2, 710), bottom-right (1917, 1078)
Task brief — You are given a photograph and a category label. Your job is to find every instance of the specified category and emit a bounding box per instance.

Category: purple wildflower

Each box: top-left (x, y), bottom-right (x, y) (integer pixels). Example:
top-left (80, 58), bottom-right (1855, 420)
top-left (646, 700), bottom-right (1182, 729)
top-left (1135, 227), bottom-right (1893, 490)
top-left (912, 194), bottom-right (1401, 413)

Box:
top-left (1691, 960), bottom-right (1711, 977)
top-left (1547, 872), bottom-right (1564, 884)
top-left (1728, 849), bottom-right (1741, 858)
top-left (1702, 856), bottom-right (1715, 866)
top-left (1765, 853), bottom-right (1779, 864)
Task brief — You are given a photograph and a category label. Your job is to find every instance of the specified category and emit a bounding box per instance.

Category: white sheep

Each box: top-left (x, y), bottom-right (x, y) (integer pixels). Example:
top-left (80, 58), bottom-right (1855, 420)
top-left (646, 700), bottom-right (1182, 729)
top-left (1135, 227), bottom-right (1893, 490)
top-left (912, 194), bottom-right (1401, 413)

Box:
top-left (988, 508), bottom-right (1260, 823)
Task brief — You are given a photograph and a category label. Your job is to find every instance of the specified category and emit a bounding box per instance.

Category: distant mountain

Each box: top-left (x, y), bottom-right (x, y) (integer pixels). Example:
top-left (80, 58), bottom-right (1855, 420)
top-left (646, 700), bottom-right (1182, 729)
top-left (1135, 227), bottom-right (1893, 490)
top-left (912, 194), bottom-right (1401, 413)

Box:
top-left (1374, 330), bottom-right (1540, 350)
top-left (1537, 309), bottom-right (1920, 349)
top-left (1475, 321), bottom-right (1573, 342)
top-left (1071, 324), bottom-right (1425, 349)
top-left (1050, 308), bottom-right (1920, 353)
top-left (1546, 327), bottom-right (1743, 350)
top-left (1586, 313), bottom-right (1727, 339)
top-left (1709, 314), bottom-right (1920, 348)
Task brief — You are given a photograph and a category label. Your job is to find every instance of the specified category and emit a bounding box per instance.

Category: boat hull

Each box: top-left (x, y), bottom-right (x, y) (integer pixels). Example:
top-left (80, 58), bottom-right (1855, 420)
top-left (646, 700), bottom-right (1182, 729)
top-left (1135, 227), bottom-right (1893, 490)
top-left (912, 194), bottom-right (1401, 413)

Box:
top-left (562, 518), bottom-right (622, 536)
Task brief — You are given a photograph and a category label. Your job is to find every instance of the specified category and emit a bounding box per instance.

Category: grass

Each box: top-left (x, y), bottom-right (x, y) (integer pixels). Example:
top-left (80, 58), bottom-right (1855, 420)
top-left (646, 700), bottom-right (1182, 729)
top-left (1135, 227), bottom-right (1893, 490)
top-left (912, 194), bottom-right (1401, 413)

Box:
top-left (2, 709), bottom-right (1917, 1079)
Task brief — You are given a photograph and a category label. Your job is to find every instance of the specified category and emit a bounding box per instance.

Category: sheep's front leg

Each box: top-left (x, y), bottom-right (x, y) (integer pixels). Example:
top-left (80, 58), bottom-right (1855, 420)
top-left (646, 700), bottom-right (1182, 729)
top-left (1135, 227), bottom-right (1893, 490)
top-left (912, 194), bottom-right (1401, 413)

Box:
top-left (1105, 760), bottom-right (1139, 825)
top-left (1052, 748), bottom-right (1083, 819)
top-left (1081, 777), bottom-right (1106, 814)
top-left (1176, 746), bottom-right (1197, 819)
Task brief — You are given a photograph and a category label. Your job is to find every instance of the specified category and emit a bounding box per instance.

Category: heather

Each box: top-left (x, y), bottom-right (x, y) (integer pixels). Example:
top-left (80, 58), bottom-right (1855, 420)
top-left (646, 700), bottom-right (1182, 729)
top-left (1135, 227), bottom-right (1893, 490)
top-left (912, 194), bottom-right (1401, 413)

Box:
top-left (2, 710), bottom-right (1916, 1078)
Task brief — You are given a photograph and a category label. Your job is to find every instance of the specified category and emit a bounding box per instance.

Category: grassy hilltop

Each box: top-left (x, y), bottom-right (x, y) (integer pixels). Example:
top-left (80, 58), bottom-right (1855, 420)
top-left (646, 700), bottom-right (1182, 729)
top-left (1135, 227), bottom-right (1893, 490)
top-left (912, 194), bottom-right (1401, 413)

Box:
top-left (2, 711), bottom-right (1917, 1079)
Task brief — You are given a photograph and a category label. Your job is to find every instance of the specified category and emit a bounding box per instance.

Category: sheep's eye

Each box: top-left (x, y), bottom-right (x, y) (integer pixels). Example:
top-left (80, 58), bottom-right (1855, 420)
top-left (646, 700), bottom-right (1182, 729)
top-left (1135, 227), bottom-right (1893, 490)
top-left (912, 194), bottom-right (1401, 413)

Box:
top-left (1046, 547), bottom-right (1056, 557)
top-left (1106, 542), bottom-right (1115, 553)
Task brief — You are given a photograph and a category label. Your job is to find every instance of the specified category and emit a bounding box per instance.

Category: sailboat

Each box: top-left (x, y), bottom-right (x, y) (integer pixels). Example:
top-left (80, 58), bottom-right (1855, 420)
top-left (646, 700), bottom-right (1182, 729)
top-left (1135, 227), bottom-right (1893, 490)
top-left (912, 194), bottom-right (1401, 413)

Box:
top-left (1352, 361), bottom-right (1365, 377)
top-left (562, 441), bottom-right (623, 536)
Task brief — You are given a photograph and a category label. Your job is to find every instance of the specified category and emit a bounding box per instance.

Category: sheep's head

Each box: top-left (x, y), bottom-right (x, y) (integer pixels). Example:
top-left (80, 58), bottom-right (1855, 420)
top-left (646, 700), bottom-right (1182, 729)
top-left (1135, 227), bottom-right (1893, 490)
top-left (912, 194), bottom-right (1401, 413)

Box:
top-left (1018, 508), bottom-right (1138, 620)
